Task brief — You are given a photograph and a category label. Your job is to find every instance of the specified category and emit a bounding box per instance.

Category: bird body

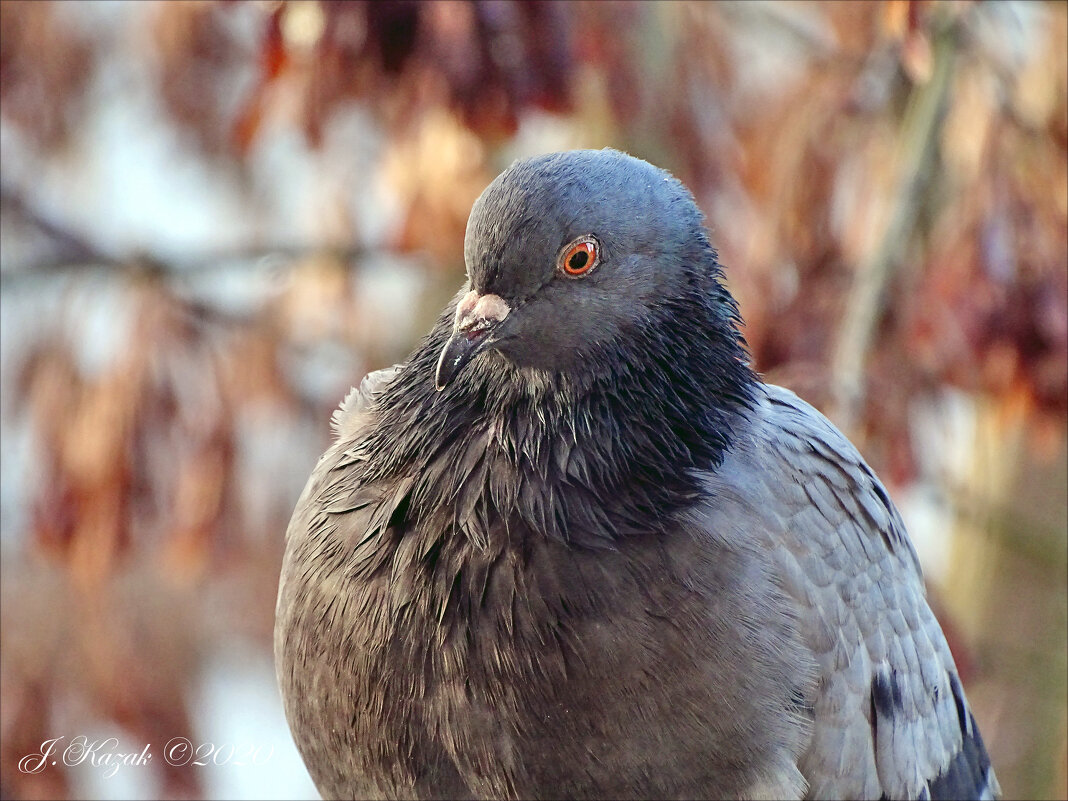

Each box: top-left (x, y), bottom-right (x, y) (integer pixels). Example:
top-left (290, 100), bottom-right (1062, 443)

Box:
top-left (276, 149), bottom-right (999, 800)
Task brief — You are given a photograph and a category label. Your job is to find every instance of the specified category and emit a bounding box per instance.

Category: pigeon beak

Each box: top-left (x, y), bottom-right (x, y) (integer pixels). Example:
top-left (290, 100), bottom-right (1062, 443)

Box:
top-left (435, 290), bottom-right (511, 391)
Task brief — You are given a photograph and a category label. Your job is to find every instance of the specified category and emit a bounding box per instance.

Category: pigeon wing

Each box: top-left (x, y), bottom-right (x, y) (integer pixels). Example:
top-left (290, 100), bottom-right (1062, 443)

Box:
top-left (707, 384), bottom-right (999, 800)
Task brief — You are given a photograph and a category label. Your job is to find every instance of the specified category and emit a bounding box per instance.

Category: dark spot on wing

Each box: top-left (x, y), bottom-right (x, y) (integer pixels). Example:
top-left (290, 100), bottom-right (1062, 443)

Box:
top-left (871, 668), bottom-right (904, 718)
top-left (926, 672), bottom-right (995, 800)
top-left (948, 671), bottom-right (969, 731)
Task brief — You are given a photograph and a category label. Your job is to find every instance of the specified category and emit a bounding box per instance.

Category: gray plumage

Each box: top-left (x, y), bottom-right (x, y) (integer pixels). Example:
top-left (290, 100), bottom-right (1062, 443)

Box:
top-left (275, 149), bottom-right (1000, 800)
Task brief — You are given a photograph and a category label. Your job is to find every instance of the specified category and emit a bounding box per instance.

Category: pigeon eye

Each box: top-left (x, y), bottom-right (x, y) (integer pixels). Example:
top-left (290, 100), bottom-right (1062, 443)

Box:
top-left (559, 237), bottom-right (600, 277)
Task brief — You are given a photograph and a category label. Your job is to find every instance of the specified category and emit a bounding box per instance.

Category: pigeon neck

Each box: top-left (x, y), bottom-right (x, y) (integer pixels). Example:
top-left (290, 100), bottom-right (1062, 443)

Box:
top-left (362, 293), bottom-right (757, 549)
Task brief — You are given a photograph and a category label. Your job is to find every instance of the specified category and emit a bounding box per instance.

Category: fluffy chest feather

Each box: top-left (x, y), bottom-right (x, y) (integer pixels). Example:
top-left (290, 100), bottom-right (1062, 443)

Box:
top-left (275, 407), bottom-right (809, 799)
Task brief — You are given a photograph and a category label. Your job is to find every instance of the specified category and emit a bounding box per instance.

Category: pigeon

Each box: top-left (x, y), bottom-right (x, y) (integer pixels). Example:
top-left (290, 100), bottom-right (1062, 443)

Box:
top-left (275, 148), bottom-right (1000, 800)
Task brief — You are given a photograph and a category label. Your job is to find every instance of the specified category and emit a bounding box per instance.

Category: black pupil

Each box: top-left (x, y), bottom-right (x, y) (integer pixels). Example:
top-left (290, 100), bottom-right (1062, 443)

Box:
top-left (568, 249), bottom-right (589, 271)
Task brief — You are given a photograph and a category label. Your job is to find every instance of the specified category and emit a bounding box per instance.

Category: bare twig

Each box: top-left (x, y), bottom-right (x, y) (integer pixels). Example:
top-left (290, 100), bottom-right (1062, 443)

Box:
top-left (829, 9), bottom-right (960, 431)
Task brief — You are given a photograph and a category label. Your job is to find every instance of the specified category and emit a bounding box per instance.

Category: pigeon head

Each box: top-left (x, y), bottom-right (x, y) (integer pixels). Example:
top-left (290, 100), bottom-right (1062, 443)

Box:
top-left (363, 149), bottom-right (758, 546)
top-left (436, 149), bottom-right (727, 390)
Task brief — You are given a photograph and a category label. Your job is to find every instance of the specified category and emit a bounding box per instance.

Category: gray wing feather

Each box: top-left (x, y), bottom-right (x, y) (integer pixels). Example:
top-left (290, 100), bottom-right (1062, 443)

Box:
top-left (707, 384), bottom-right (998, 800)
top-left (330, 364), bottom-right (403, 440)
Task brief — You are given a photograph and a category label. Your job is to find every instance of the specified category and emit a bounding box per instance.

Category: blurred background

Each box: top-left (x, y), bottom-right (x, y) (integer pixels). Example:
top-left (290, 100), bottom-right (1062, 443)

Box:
top-left (0, 1), bottom-right (1065, 799)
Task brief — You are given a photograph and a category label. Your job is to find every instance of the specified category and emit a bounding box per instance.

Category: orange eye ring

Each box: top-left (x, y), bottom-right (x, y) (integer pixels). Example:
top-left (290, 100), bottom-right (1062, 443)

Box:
top-left (559, 237), bottom-right (600, 277)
